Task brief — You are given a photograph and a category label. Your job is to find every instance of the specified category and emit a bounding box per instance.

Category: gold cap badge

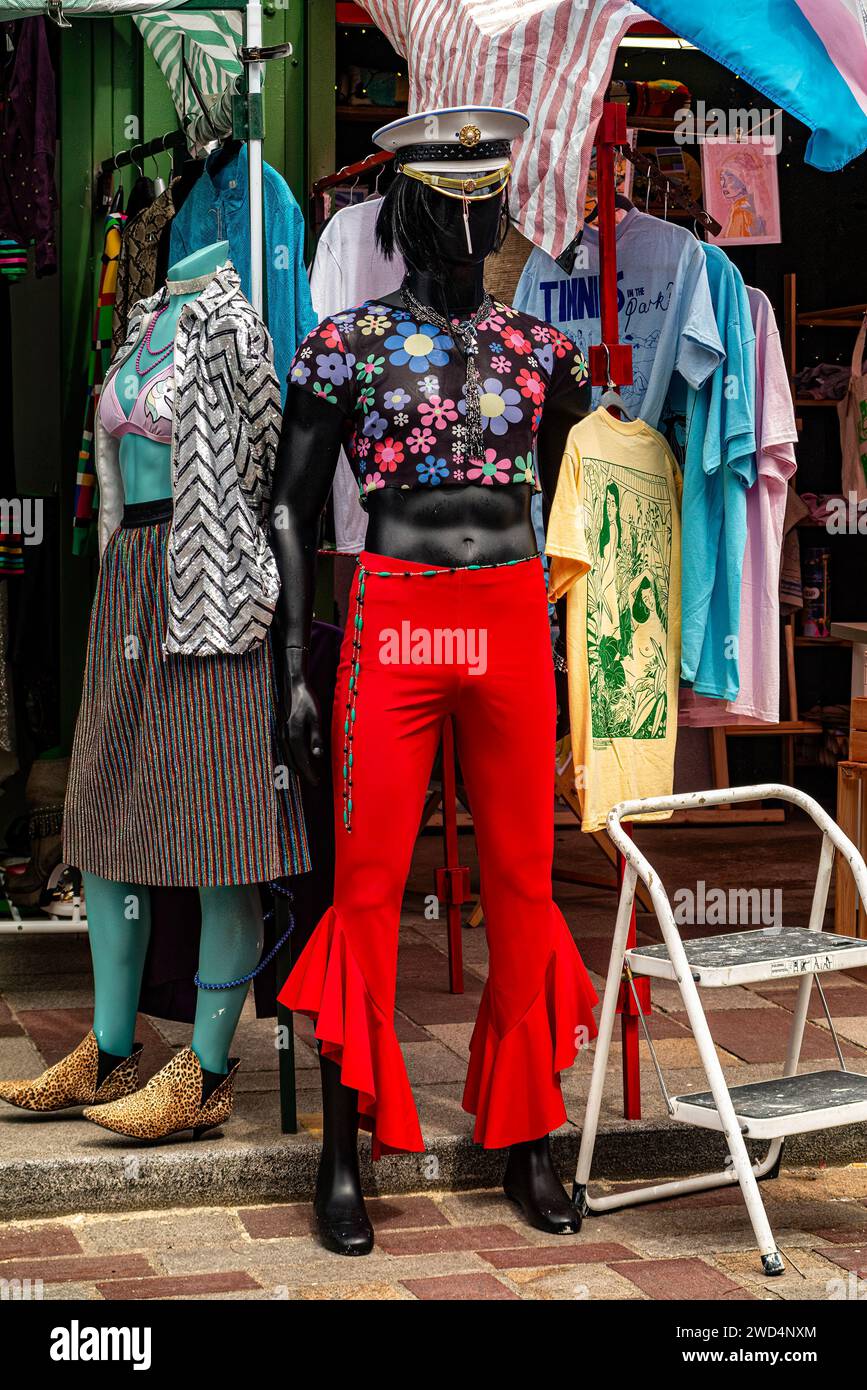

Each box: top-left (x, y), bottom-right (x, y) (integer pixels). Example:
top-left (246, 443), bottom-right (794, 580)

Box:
top-left (458, 123), bottom-right (482, 148)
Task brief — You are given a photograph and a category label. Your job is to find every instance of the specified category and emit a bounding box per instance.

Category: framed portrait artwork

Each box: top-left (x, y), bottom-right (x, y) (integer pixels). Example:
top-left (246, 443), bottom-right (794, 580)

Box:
top-left (701, 136), bottom-right (782, 247)
top-left (583, 128), bottom-right (636, 219)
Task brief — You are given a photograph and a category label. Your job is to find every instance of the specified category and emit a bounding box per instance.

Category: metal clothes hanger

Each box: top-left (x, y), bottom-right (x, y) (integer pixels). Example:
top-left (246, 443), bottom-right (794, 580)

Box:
top-left (598, 343), bottom-right (634, 419)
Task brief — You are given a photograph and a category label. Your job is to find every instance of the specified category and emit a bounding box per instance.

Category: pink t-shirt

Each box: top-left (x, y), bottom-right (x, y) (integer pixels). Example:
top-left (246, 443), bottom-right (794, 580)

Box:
top-left (679, 286), bottom-right (797, 727)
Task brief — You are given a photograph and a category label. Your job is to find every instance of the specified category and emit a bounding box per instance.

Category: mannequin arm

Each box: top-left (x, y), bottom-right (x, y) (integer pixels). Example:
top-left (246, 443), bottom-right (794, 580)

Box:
top-left (270, 384), bottom-right (346, 782)
top-left (535, 384), bottom-right (588, 504)
top-left (536, 384), bottom-right (590, 675)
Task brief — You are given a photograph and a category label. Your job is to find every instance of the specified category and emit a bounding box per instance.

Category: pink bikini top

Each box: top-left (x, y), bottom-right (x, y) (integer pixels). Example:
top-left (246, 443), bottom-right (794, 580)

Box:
top-left (99, 364), bottom-right (174, 443)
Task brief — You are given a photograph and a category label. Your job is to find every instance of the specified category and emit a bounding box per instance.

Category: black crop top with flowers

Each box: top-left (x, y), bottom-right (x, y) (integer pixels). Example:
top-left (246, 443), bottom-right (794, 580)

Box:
top-left (288, 299), bottom-right (589, 504)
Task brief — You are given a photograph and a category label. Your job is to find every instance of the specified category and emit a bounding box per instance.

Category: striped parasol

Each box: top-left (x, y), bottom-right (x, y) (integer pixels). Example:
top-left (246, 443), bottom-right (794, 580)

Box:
top-left (135, 8), bottom-right (243, 125)
top-left (360, 0), bottom-right (644, 261)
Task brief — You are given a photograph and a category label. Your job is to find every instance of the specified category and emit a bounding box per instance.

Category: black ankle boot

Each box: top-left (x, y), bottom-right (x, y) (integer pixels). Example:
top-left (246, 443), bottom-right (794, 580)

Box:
top-left (314, 1054), bottom-right (374, 1256)
top-left (503, 1135), bottom-right (581, 1234)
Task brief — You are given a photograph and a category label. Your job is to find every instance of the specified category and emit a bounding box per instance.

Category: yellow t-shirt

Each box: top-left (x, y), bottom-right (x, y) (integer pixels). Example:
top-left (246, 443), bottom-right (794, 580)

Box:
top-left (546, 407), bottom-right (683, 832)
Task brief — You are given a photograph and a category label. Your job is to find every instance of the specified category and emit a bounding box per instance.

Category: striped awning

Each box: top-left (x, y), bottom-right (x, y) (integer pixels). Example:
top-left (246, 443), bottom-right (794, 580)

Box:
top-left (135, 9), bottom-right (243, 125)
top-left (360, 0), bottom-right (644, 260)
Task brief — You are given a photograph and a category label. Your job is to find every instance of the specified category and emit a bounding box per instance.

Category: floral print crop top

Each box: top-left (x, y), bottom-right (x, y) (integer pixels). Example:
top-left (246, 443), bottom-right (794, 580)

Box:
top-left (289, 298), bottom-right (589, 504)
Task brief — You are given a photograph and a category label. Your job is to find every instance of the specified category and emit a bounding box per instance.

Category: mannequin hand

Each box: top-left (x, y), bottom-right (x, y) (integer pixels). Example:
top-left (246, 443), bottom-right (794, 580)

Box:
top-left (277, 652), bottom-right (324, 785)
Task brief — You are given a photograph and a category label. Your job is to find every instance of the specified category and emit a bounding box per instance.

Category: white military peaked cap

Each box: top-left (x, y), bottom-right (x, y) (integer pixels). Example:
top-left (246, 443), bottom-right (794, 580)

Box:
top-left (373, 105), bottom-right (529, 178)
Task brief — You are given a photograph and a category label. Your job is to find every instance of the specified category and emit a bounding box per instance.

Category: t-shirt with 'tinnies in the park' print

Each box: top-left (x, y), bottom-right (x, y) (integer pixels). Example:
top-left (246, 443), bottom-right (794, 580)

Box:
top-left (546, 406), bottom-right (683, 833)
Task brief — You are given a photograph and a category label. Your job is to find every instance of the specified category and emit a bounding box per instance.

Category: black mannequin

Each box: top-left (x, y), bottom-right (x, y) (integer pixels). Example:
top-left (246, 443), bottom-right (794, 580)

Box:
top-left (271, 186), bottom-right (588, 1255)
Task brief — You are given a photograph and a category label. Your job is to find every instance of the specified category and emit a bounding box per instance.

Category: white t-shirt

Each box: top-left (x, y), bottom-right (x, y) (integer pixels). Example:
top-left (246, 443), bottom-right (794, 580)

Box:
top-left (514, 208), bottom-right (724, 429)
top-left (308, 197), bottom-right (402, 552)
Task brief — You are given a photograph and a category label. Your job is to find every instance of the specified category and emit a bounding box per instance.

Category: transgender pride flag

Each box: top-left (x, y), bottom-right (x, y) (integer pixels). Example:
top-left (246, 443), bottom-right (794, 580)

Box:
top-left (639, 0), bottom-right (867, 171)
top-left (795, 0), bottom-right (867, 118)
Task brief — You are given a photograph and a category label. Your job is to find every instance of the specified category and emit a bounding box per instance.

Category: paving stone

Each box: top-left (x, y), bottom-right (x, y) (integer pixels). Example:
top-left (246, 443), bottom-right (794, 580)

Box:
top-left (425, 1022), bottom-right (474, 1058)
top-left (812, 1243), bottom-right (867, 1275)
top-left (481, 1241), bottom-right (638, 1270)
top-left (402, 1273), bottom-right (520, 1300)
top-left (377, 1223), bottom-right (528, 1256)
top-left (509, 1262), bottom-right (649, 1300)
top-left (0, 1033), bottom-right (47, 1078)
top-left (815, 1016), bottom-right (867, 1049)
top-left (714, 1245), bottom-right (853, 1301)
top-left (0, 1253), bottom-right (155, 1284)
top-left (284, 1281), bottom-right (411, 1300)
top-left (0, 1223), bottom-right (82, 1259)
top-left (15, 1008), bottom-right (173, 1076)
top-left (239, 1204), bottom-right (315, 1239)
top-left (401, 1041), bottom-right (468, 1085)
top-left (610, 1256), bottom-right (755, 1300)
top-left (72, 1208), bottom-right (242, 1254)
top-left (96, 1271), bottom-right (262, 1299)
top-left (753, 984), bottom-right (867, 1018)
top-left (365, 1196), bottom-right (450, 1230)
top-left (393, 1012), bottom-right (431, 1043)
top-left (810, 1225), bottom-right (867, 1244)
top-left (396, 984), bottom-right (483, 1025)
top-left (665, 1008), bottom-right (867, 1063)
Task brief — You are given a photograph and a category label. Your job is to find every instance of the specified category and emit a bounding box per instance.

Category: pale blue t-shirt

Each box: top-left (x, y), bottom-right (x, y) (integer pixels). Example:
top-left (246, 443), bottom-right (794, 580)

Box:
top-left (514, 208), bottom-right (724, 428)
top-left (677, 244), bottom-right (756, 700)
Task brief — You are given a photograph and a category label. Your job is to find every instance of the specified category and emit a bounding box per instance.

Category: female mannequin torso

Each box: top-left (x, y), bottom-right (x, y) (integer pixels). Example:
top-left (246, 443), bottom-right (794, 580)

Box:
top-left (110, 241), bottom-right (230, 504)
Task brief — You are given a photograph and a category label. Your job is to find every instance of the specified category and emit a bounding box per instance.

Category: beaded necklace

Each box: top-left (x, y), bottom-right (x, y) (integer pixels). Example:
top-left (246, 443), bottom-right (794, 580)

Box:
top-left (340, 552), bottom-right (541, 833)
top-left (400, 284), bottom-right (494, 471)
top-left (135, 304), bottom-right (174, 375)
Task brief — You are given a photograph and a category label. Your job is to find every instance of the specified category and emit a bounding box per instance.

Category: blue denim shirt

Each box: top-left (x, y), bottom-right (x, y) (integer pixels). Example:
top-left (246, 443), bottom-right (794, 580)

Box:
top-left (169, 144), bottom-right (316, 401)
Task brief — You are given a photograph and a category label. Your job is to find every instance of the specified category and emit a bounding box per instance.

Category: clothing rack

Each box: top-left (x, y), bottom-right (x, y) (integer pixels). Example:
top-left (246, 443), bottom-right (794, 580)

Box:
top-left (88, 0), bottom-right (271, 318)
top-left (620, 141), bottom-right (722, 237)
top-left (98, 128), bottom-right (188, 176)
top-left (310, 150), bottom-right (394, 231)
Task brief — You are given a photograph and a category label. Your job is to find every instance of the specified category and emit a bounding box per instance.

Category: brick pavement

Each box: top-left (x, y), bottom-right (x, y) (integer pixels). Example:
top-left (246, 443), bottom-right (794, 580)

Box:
top-left (2, 819), bottom-right (867, 1217)
top-left (3, 1167), bottom-right (867, 1300)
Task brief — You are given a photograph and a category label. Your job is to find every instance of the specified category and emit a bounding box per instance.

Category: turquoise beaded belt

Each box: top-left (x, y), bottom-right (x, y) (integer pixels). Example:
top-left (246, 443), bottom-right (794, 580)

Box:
top-left (341, 552), bottom-right (541, 833)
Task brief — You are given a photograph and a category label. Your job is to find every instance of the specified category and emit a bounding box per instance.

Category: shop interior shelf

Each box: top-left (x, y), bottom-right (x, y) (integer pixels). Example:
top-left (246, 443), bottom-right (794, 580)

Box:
top-left (627, 925), bottom-right (867, 986)
top-left (671, 1069), bottom-right (867, 1140)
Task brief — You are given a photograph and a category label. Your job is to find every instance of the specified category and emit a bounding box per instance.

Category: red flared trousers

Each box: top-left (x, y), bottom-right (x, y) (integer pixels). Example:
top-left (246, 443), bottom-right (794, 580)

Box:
top-left (279, 551), bottom-right (597, 1157)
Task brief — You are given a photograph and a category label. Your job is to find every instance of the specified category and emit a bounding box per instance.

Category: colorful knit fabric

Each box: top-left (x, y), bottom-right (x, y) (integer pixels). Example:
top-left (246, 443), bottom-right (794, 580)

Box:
top-left (73, 206), bottom-right (125, 556)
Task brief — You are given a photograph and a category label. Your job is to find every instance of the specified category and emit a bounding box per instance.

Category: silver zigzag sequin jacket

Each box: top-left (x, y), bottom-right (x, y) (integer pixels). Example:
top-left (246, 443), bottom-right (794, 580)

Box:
top-left (95, 264), bottom-right (281, 656)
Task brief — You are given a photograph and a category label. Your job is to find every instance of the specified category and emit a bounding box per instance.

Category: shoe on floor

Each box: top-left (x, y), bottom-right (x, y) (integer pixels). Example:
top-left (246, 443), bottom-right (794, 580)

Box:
top-left (84, 1047), bottom-right (239, 1142)
top-left (0, 1030), bottom-right (142, 1113)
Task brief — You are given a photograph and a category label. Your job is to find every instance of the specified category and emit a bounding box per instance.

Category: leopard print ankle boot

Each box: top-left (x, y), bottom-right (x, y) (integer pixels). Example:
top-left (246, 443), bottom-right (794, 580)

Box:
top-left (83, 1047), bottom-right (240, 1142)
top-left (0, 1030), bottom-right (142, 1112)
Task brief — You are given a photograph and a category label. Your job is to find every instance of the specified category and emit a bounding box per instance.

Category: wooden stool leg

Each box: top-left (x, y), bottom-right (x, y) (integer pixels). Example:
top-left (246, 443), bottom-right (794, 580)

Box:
top-left (835, 762), bottom-right (861, 938)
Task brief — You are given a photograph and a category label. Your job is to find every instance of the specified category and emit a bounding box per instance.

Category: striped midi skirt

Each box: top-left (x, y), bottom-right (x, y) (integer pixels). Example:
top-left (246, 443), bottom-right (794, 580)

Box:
top-left (63, 504), bottom-right (309, 888)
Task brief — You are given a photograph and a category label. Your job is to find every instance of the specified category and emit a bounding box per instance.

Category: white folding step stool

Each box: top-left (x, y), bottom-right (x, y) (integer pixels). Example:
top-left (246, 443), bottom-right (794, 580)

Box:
top-left (573, 783), bottom-right (867, 1276)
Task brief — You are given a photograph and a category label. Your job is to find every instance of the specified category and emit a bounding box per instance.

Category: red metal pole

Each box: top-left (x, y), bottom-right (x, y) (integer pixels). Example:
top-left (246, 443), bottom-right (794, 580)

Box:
top-left (436, 717), bottom-right (469, 995)
top-left (590, 103), bottom-right (642, 1119)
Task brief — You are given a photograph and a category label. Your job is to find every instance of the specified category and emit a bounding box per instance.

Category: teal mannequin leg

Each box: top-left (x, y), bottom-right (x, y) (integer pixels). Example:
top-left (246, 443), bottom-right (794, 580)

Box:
top-left (84, 873), bottom-right (152, 1058)
top-left (191, 885), bottom-right (263, 1075)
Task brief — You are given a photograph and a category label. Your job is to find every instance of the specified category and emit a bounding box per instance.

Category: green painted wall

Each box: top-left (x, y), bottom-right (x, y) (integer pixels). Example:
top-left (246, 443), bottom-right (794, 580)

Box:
top-left (55, 5), bottom-right (315, 748)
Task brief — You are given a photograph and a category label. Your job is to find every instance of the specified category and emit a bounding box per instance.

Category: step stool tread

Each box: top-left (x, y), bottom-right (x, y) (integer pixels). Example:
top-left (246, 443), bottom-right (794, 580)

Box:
top-left (627, 926), bottom-right (867, 985)
top-left (675, 1069), bottom-right (867, 1119)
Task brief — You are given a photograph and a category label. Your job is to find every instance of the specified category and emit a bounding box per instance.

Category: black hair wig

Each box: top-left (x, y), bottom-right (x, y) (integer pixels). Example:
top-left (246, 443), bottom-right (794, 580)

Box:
top-left (375, 173), bottom-right (511, 282)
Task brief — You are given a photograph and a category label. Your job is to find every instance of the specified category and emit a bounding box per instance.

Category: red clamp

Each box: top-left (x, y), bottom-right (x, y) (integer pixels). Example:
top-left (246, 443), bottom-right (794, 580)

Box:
top-left (435, 865), bottom-right (472, 908)
top-left (617, 974), bottom-right (651, 1016)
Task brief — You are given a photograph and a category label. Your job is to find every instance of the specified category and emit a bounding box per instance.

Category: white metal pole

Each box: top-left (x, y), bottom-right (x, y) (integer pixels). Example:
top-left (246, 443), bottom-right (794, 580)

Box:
top-left (247, 0), bottom-right (265, 319)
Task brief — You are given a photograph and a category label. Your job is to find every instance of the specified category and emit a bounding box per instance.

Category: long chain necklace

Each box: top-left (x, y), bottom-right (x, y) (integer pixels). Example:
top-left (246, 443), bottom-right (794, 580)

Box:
top-left (135, 303), bottom-right (174, 375)
top-left (400, 283), bottom-right (494, 469)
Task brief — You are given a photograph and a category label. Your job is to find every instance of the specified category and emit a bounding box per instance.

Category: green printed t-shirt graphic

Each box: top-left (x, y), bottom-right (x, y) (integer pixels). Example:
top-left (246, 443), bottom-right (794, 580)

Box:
top-left (547, 407), bottom-right (683, 833)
